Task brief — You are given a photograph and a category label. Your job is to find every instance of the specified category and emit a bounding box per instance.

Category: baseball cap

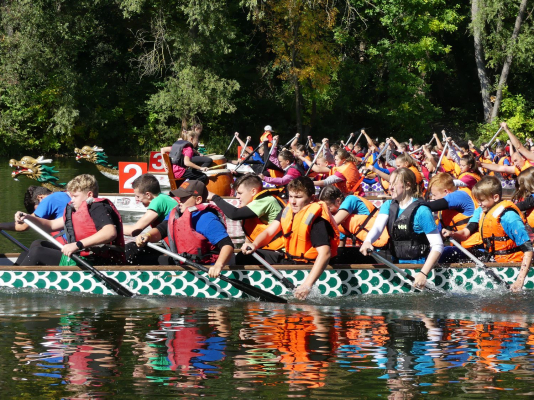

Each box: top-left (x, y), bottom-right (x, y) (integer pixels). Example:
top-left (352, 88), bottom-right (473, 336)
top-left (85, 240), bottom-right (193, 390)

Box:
top-left (264, 125), bottom-right (273, 132)
top-left (170, 180), bottom-right (208, 201)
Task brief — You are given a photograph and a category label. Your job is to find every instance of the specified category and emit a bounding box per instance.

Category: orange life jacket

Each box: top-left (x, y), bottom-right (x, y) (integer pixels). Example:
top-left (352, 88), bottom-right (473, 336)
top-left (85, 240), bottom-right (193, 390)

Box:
top-left (489, 156), bottom-right (512, 180)
top-left (331, 162), bottom-right (362, 195)
top-left (242, 189), bottom-right (286, 251)
top-left (440, 156), bottom-right (457, 177)
top-left (280, 201), bottom-right (340, 262)
top-left (479, 200), bottom-right (526, 262)
top-left (438, 188), bottom-right (482, 249)
top-left (337, 196), bottom-right (390, 248)
top-left (260, 131), bottom-right (273, 147)
top-left (514, 161), bottom-right (534, 176)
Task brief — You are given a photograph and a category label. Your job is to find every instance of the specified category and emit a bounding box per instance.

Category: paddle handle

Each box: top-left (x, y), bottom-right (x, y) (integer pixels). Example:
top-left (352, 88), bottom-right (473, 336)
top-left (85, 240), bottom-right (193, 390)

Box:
top-left (371, 251), bottom-right (436, 292)
top-left (252, 252), bottom-right (296, 289)
top-left (1, 230), bottom-right (29, 252)
top-left (449, 239), bottom-right (510, 289)
top-left (476, 127), bottom-right (503, 160)
top-left (223, 134), bottom-right (237, 158)
top-left (304, 142), bottom-right (326, 176)
top-left (147, 243), bottom-right (288, 303)
top-left (23, 218), bottom-right (134, 297)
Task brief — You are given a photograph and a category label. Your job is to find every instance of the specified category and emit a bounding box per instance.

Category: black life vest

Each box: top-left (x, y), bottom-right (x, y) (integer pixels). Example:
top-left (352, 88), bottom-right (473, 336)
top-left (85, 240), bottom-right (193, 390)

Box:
top-left (169, 140), bottom-right (194, 167)
top-left (387, 199), bottom-right (430, 260)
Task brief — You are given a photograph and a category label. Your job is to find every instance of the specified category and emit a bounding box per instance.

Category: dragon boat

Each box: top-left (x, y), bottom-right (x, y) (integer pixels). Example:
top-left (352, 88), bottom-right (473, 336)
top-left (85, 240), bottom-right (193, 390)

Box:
top-left (0, 254), bottom-right (530, 299)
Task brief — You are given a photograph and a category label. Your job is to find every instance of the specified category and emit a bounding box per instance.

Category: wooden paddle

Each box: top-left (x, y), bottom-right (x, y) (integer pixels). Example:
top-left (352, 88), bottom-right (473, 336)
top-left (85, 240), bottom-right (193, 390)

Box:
top-left (251, 252), bottom-right (296, 290)
top-left (147, 243), bottom-right (287, 303)
top-left (449, 239), bottom-right (510, 289)
top-left (207, 163), bottom-right (227, 170)
top-left (371, 251), bottom-right (438, 292)
top-left (1, 230), bottom-right (29, 252)
top-left (24, 219), bottom-right (135, 297)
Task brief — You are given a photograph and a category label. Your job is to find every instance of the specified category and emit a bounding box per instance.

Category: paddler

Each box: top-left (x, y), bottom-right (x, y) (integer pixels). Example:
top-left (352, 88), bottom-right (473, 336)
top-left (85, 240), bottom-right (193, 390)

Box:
top-left (426, 172), bottom-right (483, 262)
top-left (135, 180), bottom-right (234, 278)
top-left (14, 174), bottom-right (125, 266)
top-left (242, 176), bottom-right (340, 300)
top-left (444, 175), bottom-right (532, 291)
top-left (207, 173), bottom-right (286, 257)
top-left (360, 168), bottom-right (444, 289)
top-left (161, 130), bottom-right (211, 183)
top-left (0, 186), bottom-right (70, 240)
top-left (124, 173), bottom-right (178, 265)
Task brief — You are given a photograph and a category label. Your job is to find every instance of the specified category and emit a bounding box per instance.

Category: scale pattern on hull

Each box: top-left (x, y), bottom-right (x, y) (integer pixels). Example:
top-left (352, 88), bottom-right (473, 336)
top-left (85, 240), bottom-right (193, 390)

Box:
top-left (0, 267), bottom-right (532, 297)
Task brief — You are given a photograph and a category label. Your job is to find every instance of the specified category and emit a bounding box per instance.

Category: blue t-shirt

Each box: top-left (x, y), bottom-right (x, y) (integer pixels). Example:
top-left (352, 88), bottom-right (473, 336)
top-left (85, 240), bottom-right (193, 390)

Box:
top-left (34, 192), bottom-right (71, 219)
top-left (379, 198), bottom-right (437, 263)
top-left (444, 190), bottom-right (476, 217)
top-left (251, 152), bottom-right (264, 164)
top-left (339, 195), bottom-right (371, 216)
top-left (469, 206), bottom-right (530, 246)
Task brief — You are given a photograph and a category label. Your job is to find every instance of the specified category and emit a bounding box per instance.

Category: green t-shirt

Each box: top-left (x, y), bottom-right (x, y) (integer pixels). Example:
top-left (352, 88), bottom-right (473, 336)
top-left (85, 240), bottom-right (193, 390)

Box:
top-left (247, 196), bottom-right (284, 224)
top-left (148, 194), bottom-right (178, 225)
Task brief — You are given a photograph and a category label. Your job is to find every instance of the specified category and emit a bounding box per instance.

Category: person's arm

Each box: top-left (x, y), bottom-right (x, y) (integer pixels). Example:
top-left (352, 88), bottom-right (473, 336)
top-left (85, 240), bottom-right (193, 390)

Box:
top-left (511, 250), bottom-right (533, 292)
top-left (0, 220), bottom-right (29, 232)
top-left (208, 240), bottom-right (235, 278)
top-left (370, 165), bottom-right (391, 182)
top-left (183, 155), bottom-right (208, 171)
top-left (234, 132), bottom-right (248, 149)
top-left (262, 168), bottom-right (300, 186)
top-left (161, 146), bottom-right (171, 154)
top-left (290, 133), bottom-right (300, 150)
top-left (210, 195), bottom-right (257, 220)
top-left (501, 122), bottom-right (533, 160)
top-left (515, 196), bottom-right (534, 212)
top-left (123, 210), bottom-right (159, 237)
top-left (433, 133), bottom-right (443, 151)
top-left (135, 226), bottom-right (163, 247)
top-left (390, 137), bottom-right (402, 151)
top-left (362, 130), bottom-right (376, 148)
top-left (479, 160), bottom-right (516, 175)
top-left (16, 213), bottom-right (64, 232)
top-left (294, 245), bottom-right (331, 300)
top-left (242, 220), bottom-right (282, 253)
top-left (315, 174), bottom-right (344, 187)
top-left (413, 230), bottom-right (443, 284)
top-left (425, 198), bottom-right (449, 212)
top-left (360, 213), bottom-right (389, 255)
top-left (333, 210), bottom-right (350, 225)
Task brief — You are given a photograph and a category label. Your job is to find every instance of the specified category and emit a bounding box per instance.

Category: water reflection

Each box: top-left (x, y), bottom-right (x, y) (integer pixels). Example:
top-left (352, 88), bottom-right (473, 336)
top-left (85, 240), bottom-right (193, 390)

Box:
top-left (2, 292), bottom-right (534, 397)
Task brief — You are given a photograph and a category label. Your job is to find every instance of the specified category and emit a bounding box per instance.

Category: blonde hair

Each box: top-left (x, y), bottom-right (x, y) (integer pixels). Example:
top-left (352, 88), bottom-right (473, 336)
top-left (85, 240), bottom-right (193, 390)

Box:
top-left (428, 172), bottom-right (456, 193)
top-left (67, 174), bottom-right (99, 197)
top-left (472, 175), bottom-right (502, 201)
top-left (390, 168), bottom-right (421, 198)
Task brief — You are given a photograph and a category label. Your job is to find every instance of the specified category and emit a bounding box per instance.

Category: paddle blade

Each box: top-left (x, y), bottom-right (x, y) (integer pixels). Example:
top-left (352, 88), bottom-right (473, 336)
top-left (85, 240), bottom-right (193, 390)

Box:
top-left (218, 274), bottom-right (287, 303)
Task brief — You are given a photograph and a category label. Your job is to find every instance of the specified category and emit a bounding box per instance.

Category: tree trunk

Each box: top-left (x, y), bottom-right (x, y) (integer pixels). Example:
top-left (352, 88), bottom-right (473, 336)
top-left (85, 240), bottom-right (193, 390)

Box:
top-left (471, 0), bottom-right (493, 123)
top-left (490, 0), bottom-right (528, 122)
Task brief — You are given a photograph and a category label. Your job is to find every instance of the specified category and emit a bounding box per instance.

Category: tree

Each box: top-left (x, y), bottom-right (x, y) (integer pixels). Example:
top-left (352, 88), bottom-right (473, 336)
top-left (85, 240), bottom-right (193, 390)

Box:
top-left (471, 0), bottom-right (531, 123)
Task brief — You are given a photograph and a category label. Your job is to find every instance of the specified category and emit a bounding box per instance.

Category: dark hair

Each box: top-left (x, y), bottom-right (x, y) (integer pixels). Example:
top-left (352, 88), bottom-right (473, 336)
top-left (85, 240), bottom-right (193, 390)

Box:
top-left (296, 144), bottom-right (308, 155)
top-left (131, 173), bottom-right (161, 195)
top-left (278, 149), bottom-right (295, 163)
top-left (24, 186), bottom-right (52, 213)
top-left (460, 153), bottom-right (480, 177)
top-left (318, 185), bottom-right (344, 203)
top-left (473, 175), bottom-right (502, 200)
top-left (287, 176), bottom-right (315, 197)
top-left (234, 173), bottom-right (262, 191)
top-left (456, 140), bottom-right (469, 151)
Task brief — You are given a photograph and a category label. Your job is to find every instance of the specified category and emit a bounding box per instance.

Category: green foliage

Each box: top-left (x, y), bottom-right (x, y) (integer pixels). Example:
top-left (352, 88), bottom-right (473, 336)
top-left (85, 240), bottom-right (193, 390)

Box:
top-left (477, 89), bottom-right (534, 143)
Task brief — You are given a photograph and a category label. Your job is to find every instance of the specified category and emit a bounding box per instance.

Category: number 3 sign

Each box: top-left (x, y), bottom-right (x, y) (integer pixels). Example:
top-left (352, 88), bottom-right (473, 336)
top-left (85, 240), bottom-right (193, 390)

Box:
top-left (119, 162), bottom-right (147, 193)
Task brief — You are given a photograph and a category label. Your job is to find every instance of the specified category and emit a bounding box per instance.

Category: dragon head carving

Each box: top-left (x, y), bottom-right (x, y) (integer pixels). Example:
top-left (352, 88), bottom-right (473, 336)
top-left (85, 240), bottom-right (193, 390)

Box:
top-left (9, 156), bottom-right (63, 189)
top-left (74, 145), bottom-right (116, 169)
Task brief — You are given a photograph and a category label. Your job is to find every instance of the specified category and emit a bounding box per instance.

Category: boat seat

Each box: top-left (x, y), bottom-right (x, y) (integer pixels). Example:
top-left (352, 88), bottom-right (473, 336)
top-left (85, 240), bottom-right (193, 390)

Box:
top-left (162, 153), bottom-right (186, 191)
